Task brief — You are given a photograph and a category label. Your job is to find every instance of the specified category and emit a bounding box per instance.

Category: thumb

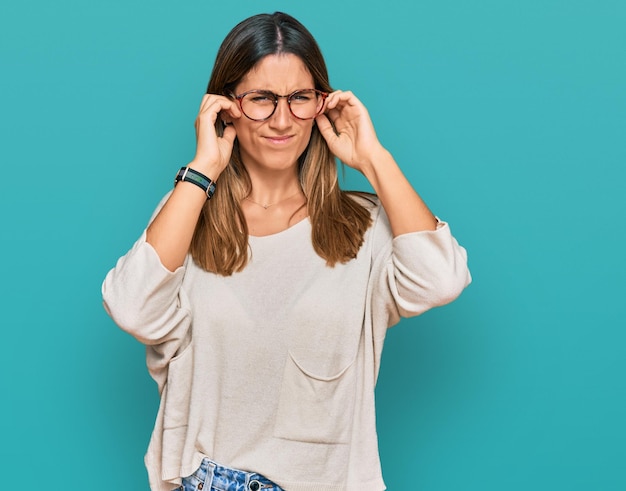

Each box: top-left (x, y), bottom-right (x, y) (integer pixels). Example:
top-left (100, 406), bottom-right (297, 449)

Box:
top-left (221, 124), bottom-right (237, 147)
top-left (315, 114), bottom-right (338, 145)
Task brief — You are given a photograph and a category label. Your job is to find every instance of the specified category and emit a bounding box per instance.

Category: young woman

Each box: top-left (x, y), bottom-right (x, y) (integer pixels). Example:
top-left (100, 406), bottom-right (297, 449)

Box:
top-left (103, 11), bottom-right (471, 491)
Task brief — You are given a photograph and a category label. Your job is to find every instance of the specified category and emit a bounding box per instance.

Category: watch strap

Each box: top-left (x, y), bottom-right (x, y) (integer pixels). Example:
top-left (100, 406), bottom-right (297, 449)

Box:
top-left (174, 166), bottom-right (216, 199)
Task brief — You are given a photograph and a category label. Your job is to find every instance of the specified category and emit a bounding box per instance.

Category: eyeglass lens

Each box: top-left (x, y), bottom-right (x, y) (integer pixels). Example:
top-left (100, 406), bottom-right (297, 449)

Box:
top-left (240, 90), bottom-right (325, 121)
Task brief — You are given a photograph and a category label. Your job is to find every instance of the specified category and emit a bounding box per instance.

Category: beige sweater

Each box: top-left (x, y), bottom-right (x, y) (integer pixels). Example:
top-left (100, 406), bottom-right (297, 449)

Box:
top-left (102, 194), bottom-right (471, 491)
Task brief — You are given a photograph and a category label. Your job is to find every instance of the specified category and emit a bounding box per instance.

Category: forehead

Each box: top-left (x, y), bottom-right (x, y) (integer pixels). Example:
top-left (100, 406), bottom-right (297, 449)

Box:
top-left (237, 53), bottom-right (314, 92)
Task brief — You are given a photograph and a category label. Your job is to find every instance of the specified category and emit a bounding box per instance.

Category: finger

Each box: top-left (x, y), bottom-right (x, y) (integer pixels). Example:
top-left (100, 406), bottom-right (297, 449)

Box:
top-left (325, 107), bottom-right (342, 123)
top-left (325, 90), bottom-right (363, 112)
top-left (214, 97), bottom-right (242, 119)
top-left (221, 124), bottom-right (237, 147)
top-left (198, 103), bottom-right (240, 132)
top-left (219, 105), bottom-right (243, 124)
top-left (199, 95), bottom-right (242, 119)
top-left (199, 93), bottom-right (212, 112)
top-left (315, 113), bottom-right (338, 142)
top-left (324, 90), bottom-right (341, 110)
top-left (325, 90), bottom-right (350, 109)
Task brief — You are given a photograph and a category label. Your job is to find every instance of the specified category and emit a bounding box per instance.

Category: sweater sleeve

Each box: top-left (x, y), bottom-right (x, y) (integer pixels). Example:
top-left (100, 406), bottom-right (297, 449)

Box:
top-left (101, 192), bottom-right (192, 391)
top-left (369, 204), bottom-right (471, 332)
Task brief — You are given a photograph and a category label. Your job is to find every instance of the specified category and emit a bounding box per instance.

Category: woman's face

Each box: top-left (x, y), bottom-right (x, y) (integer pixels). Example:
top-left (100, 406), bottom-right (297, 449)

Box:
top-left (231, 53), bottom-right (317, 175)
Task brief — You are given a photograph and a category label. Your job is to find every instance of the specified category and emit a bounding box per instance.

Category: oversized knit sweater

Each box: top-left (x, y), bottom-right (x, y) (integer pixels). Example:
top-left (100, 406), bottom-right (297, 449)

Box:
top-left (102, 193), bottom-right (471, 491)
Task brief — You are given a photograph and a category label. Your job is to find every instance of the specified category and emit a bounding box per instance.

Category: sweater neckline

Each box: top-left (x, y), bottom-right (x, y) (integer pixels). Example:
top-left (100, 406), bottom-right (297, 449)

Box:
top-left (248, 216), bottom-right (310, 241)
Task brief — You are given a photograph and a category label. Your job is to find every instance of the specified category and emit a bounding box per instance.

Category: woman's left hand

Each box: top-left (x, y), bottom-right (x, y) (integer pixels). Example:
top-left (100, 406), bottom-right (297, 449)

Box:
top-left (315, 90), bottom-right (385, 174)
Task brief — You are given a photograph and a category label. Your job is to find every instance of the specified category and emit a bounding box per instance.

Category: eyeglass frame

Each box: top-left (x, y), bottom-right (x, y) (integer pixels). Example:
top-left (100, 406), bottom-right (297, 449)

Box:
top-left (231, 89), bottom-right (329, 122)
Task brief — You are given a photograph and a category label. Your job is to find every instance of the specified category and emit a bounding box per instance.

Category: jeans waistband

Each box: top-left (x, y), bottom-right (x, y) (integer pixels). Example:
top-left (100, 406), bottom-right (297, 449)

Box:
top-left (187, 458), bottom-right (282, 491)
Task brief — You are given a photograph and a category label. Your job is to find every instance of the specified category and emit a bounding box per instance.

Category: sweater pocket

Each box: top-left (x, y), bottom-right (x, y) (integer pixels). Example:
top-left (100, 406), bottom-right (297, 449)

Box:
top-left (273, 349), bottom-right (357, 444)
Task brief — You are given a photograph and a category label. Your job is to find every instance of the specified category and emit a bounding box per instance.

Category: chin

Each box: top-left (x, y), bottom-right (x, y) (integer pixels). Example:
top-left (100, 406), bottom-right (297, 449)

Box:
top-left (243, 147), bottom-right (307, 173)
top-left (263, 154), bottom-right (302, 172)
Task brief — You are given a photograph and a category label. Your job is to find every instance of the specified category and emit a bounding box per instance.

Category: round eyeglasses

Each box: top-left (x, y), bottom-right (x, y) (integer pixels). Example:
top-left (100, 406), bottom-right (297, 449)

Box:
top-left (233, 89), bottom-right (328, 122)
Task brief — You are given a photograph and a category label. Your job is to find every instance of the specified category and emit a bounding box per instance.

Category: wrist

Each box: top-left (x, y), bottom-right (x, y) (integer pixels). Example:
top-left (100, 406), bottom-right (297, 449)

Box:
top-left (360, 146), bottom-right (393, 182)
top-left (187, 159), bottom-right (224, 182)
top-left (174, 166), bottom-right (216, 199)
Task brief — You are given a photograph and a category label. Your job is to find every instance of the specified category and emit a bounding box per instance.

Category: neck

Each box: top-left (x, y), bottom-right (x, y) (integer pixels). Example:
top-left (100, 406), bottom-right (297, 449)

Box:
top-left (245, 167), bottom-right (302, 205)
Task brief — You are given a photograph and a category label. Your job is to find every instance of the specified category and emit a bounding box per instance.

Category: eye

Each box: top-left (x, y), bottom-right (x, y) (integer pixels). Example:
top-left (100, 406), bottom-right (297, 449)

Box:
top-left (246, 91), bottom-right (276, 104)
top-left (291, 90), bottom-right (314, 102)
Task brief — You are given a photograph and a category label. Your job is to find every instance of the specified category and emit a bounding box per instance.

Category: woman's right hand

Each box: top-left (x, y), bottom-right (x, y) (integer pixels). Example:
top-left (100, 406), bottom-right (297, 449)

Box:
top-left (190, 94), bottom-right (242, 180)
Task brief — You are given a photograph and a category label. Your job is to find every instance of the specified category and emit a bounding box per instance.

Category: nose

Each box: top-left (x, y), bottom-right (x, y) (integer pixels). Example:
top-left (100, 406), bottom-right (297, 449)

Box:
top-left (268, 96), bottom-right (292, 129)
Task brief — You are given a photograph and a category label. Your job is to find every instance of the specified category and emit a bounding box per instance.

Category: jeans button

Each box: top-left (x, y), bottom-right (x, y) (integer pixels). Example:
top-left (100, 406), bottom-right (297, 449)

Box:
top-left (249, 481), bottom-right (260, 491)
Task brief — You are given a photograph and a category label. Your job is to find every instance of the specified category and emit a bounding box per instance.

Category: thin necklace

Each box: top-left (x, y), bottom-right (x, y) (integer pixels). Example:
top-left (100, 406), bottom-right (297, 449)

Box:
top-left (244, 190), bottom-right (302, 210)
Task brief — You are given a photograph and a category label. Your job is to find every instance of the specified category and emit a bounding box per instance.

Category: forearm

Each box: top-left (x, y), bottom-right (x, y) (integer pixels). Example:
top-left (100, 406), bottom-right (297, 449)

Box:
top-left (362, 147), bottom-right (437, 236)
top-left (146, 161), bottom-right (221, 271)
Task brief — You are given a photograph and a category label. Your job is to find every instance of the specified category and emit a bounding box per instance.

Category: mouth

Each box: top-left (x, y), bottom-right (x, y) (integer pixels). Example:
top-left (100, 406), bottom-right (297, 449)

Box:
top-left (264, 135), bottom-right (293, 145)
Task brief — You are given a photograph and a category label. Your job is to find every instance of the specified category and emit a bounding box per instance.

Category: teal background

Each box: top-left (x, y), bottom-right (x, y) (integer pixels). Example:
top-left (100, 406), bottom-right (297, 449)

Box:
top-left (1, 0), bottom-right (624, 489)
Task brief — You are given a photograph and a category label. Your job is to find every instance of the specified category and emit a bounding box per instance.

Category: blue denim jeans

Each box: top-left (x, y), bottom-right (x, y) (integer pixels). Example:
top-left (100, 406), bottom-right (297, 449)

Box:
top-left (180, 458), bottom-right (285, 491)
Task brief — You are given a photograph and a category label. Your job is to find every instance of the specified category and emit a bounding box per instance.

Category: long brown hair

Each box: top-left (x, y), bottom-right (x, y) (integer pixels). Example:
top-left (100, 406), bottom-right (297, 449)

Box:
top-left (192, 12), bottom-right (372, 275)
